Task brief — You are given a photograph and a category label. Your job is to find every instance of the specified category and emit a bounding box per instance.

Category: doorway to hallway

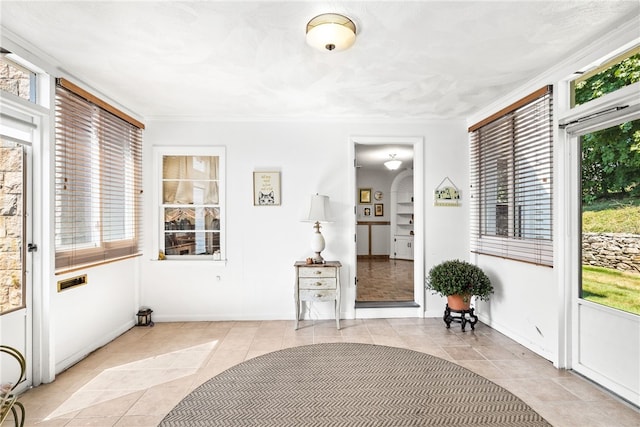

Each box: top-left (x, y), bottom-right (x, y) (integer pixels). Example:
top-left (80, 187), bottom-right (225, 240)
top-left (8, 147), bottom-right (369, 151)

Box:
top-left (352, 137), bottom-right (423, 313)
top-left (356, 258), bottom-right (414, 302)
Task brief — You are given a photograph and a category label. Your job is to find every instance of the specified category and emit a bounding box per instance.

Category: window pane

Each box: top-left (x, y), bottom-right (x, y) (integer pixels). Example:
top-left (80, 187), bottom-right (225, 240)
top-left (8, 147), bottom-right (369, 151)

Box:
top-left (164, 231), bottom-right (220, 255)
top-left (571, 47), bottom-right (640, 107)
top-left (470, 87), bottom-right (553, 266)
top-left (0, 51), bottom-right (35, 102)
top-left (55, 83), bottom-right (143, 270)
top-left (162, 181), bottom-right (219, 204)
top-left (160, 150), bottom-right (224, 259)
top-left (580, 119), bottom-right (640, 315)
top-left (164, 208), bottom-right (220, 231)
top-left (0, 138), bottom-right (25, 314)
top-left (162, 155), bottom-right (219, 204)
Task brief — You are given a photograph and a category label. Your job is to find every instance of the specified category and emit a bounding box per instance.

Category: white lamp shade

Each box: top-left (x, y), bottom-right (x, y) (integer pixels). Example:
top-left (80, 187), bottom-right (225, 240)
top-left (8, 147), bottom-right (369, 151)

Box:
top-left (305, 194), bottom-right (332, 222)
top-left (306, 14), bottom-right (356, 52)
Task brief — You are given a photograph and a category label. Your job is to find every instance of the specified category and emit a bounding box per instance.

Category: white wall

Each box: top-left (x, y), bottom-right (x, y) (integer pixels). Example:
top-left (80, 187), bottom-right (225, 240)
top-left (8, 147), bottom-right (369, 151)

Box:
top-left (141, 120), bottom-right (469, 322)
top-left (421, 123), bottom-right (470, 316)
top-left (473, 256), bottom-right (556, 360)
top-left (53, 259), bottom-right (139, 373)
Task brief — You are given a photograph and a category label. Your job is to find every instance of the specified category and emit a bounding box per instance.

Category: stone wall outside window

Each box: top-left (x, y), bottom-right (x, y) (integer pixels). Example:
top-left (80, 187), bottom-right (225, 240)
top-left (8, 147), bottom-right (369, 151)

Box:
top-left (0, 57), bottom-right (32, 100)
top-left (0, 145), bottom-right (23, 313)
top-left (582, 233), bottom-right (640, 273)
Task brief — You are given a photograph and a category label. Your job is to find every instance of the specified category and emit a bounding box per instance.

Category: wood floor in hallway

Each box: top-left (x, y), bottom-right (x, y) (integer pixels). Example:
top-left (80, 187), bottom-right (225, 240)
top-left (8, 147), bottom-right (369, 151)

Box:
top-left (356, 258), bottom-right (414, 302)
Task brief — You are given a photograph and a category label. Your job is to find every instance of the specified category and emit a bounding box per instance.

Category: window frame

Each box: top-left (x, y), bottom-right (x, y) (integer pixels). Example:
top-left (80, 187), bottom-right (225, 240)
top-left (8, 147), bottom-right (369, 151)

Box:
top-left (0, 50), bottom-right (37, 103)
top-left (54, 80), bottom-right (143, 272)
top-left (469, 86), bottom-right (554, 267)
top-left (154, 146), bottom-right (226, 262)
top-left (569, 45), bottom-right (640, 109)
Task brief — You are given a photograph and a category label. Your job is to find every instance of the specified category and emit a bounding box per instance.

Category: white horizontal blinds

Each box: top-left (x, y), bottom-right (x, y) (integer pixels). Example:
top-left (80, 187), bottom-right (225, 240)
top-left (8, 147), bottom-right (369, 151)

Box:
top-left (55, 79), bottom-right (143, 270)
top-left (469, 86), bottom-right (554, 266)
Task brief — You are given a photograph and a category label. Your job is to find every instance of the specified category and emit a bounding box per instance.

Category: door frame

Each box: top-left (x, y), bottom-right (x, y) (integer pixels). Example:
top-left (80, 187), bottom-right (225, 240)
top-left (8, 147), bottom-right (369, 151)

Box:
top-left (561, 87), bottom-right (640, 405)
top-left (0, 94), bottom-right (50, 388)
top-left (0, 102), bottom-right (34, 392)
top-left (349, 135), bottom-right (424, 319)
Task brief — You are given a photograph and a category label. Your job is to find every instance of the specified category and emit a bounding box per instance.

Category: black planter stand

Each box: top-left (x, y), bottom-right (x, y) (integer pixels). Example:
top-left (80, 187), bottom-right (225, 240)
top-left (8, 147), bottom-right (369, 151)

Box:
top-left (443, 304), bottom-right (478, 331)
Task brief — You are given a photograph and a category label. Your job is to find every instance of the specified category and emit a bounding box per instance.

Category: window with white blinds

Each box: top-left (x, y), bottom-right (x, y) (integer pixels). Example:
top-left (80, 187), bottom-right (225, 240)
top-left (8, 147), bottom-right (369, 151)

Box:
top-left (469, 86), bottom-right (554, 266)
top-left (55, 78), bottom-right (143, 271)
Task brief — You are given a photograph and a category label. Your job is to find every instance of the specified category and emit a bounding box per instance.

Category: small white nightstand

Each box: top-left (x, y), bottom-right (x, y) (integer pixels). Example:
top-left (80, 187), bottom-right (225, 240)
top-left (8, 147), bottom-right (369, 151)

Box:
top-left (294, 261), bottom-right (341, 330)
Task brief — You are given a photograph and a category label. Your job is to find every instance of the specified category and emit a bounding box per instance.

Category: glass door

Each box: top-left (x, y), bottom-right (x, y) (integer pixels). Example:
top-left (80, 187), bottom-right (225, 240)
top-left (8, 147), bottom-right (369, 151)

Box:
top-left (0, 135), bottom-right (32, 393)
top-left (574, 118), bottom-right (640, 404)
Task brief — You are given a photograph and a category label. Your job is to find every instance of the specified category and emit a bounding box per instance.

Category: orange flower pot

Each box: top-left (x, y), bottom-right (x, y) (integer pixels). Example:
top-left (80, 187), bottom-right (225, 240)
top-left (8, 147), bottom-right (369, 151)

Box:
top-left (447, 294), bottom-right (471, 311)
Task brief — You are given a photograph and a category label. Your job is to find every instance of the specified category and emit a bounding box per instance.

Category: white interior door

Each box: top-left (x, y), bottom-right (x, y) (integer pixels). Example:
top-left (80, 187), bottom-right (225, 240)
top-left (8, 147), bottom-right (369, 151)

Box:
top-left (0, 111), bottom-right (34, 394)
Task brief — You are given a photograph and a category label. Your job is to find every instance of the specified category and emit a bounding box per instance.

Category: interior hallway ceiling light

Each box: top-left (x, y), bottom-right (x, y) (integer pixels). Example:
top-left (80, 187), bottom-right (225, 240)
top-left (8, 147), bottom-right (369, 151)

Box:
top-left (306, 13), bottom-right (356, 52)
top-left (384, 154), bottom-right (402, 170)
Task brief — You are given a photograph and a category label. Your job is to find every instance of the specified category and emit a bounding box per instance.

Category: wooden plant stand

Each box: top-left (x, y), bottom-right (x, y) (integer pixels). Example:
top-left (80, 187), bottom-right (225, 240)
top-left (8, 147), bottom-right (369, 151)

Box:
top-left (443, 304), bottom-right (478, 331)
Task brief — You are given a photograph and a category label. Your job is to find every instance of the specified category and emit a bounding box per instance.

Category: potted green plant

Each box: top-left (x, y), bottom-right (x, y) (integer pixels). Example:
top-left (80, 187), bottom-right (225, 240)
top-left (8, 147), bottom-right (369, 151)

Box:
top-left (426, 259), bottom-right (493, 310)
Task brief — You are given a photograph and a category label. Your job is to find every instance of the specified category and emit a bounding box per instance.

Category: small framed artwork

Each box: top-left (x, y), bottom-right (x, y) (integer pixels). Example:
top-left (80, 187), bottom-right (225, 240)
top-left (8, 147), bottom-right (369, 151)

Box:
top-left (363, 207), bottom-right (371, 216)
top-left (434, 176), bottom-right (461, 207)
top-left (253, 171), bottom-right (281, 206)
top-left (374, 191), bottom-right (383, 201)
top-left (374, 203), bottom-right (384, 216)
top-left (359, 188), bottom-right (372, 204)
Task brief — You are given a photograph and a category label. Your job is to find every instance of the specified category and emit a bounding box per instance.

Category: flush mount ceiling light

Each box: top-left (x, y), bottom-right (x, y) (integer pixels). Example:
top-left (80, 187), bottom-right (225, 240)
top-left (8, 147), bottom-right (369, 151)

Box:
top-left (384, 154), bottom-right (402, 170)
top-left (306, 13), bottom-right (356, 52)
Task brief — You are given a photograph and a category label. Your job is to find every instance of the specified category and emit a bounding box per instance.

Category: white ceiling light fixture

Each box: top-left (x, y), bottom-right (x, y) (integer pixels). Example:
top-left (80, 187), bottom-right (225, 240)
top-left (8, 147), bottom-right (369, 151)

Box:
top-left (306, 13), bottom-right (356, 52)
top-left (384, 154), bottom-right (402, 170)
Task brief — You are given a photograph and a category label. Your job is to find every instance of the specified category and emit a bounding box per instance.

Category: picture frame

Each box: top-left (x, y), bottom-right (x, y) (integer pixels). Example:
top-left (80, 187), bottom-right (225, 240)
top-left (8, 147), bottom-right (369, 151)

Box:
top-left (434, 176), bottom-right (461, 207)
top-left (363, 207), bottom-right (371, 216)
top-left (374, 203), bottom-right (384, 216)
top-left (359, 188), bottom-right (372, 204)
top-left (253, 171), bottom-right (281, 206)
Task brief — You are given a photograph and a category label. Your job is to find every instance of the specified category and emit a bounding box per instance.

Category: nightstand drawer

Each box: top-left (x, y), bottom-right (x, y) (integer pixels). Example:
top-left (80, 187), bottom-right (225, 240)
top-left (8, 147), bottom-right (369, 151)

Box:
top-left (299, 289), bottom-right (336, 301)
top-left (297, 267), bottom-right (336, 278)
top-left (294, 260), bottom-right (341, 330)
top-left (298, 278), bottom-right (336, 290)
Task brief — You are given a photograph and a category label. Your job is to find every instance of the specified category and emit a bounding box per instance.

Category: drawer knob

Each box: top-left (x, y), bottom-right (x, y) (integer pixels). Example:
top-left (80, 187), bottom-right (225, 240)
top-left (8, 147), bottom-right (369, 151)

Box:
top-left (314, 282), bottom-right (322, 286)
top-left (314, 271), bottom-right (322, 275)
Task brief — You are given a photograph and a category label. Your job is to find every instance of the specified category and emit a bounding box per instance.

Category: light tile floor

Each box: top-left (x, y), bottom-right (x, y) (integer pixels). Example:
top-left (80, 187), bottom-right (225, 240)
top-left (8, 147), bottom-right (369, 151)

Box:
top-left (13, 318), bottom-right (640, 427)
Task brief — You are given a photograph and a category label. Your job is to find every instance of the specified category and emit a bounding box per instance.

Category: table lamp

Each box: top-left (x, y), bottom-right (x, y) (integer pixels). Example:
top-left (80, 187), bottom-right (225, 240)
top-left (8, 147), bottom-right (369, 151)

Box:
top-left (304, 194), bottom-right (332, 263)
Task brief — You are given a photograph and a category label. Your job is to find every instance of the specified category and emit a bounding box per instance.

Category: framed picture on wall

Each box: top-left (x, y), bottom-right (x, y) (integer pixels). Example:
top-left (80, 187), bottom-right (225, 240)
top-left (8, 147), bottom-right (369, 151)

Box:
top-left (359, 188), bottom-right (372, 204)
top-left (374, 203), bottom-right (383, 216)
top-left (363, 207), bottom-right (371, 216)
top-left (253, 171), bottom-right (281, 206)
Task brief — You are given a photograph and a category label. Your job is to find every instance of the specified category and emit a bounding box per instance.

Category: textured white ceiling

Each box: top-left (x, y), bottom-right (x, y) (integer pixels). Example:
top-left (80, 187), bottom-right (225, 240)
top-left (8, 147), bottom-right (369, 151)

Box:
top-left (1, 1), bottom-right (638, 122)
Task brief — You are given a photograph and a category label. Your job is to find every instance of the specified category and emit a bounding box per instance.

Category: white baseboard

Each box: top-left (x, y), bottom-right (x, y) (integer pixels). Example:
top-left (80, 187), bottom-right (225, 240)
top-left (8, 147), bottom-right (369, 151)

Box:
top-left (55, 320), bottom-right (135, 375)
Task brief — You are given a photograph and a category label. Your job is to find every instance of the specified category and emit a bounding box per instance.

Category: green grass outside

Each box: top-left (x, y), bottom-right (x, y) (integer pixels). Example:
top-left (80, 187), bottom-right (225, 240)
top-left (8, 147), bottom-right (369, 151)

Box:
top-left (582, 201), bottom-right (640, 234)
top-left (582, 265), bottom-right (640, 315)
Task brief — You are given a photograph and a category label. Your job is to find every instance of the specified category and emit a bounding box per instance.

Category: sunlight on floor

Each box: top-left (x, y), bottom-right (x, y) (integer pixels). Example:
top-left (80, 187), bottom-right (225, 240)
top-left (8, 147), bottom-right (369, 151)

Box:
top-left (44, 340), bottom-right (218, 420)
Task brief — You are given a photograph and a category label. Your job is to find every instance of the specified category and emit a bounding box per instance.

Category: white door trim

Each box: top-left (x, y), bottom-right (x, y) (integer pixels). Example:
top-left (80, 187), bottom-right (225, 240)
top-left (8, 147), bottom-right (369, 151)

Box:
top-left (349, 135), bottom-right (424, 319)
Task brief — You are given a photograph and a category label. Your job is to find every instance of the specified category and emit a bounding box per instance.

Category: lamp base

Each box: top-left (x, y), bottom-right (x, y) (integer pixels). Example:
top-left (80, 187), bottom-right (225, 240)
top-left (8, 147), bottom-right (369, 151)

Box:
top-left (310, 222), bottom-right (326, 264)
